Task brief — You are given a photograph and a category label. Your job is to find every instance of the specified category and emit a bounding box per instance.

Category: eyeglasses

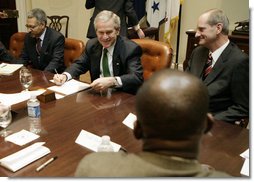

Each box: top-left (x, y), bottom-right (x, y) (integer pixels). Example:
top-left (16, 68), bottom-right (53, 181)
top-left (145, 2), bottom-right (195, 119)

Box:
top-left (25, 24), bottom-right (40, 29)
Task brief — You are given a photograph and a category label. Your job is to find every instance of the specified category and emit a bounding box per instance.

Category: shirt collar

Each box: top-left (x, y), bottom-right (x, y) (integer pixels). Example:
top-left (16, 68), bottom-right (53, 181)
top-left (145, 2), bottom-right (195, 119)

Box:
top-left (211, 40), bottom-right (230, 66)
top-left (38, 27), bottom-right (47, 41)
top-left (103, 40), bottom-right (116, 57)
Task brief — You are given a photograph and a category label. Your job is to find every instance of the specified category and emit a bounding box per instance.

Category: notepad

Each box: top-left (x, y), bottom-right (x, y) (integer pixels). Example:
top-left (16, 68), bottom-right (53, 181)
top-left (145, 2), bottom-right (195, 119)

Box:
top-left (75, 130), bottom-right (121, 152)
top-left (47, 79), bottom-right (91, 96)
top-left (4, 129), bottom-right (40, 146)
top-left (0, 63), bottom-right (23, 75)
top-left (0, 142), bottom-right (50, 172)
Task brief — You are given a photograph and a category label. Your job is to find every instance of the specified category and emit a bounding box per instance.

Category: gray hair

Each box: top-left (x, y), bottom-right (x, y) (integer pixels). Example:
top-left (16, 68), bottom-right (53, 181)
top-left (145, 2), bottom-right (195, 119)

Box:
top-left (27, 8), bottom-right (47, 25)
top-left (94, 10), bottom-right (120, 31)
top-left (206, 9), bottom-right (229, 35)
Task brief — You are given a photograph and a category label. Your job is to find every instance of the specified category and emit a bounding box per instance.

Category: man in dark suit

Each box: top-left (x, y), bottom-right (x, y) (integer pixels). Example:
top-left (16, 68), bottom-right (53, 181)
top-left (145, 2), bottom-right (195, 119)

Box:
top-left (186, 9), bottom-right (249, 123)
top-left (85, 0), bottom-right (145, 39)
top-left (0, 41), bottom-right (14, 62)
top-left (53, 10), bottom-right (143, 94)
top-left (17, 8), bottom-right (65, 73)
top-left (75, 69), bottom-right (230, 177)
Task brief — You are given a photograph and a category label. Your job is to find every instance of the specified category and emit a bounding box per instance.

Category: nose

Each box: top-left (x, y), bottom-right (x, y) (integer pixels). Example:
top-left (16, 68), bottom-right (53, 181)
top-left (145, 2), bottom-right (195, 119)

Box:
top-left (102, 33), bottom-right (109, 40)
top-left (195, 30), bottom-right (201, 38)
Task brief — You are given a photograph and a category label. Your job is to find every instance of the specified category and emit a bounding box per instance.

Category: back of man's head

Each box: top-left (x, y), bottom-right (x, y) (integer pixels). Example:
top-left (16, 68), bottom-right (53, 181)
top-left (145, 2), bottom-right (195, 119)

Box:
top-left (136, 69), bottom-right (209, 140)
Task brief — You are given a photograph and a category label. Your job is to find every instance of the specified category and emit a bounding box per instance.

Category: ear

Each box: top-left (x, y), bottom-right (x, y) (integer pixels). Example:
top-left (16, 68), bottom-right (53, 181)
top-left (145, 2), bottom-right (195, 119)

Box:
top-left (133, 121), bottom-right (143, 139)
top-left (204, 113), bottom-right (214, 133)
top-left (216, 23), bottom-right (223, 34)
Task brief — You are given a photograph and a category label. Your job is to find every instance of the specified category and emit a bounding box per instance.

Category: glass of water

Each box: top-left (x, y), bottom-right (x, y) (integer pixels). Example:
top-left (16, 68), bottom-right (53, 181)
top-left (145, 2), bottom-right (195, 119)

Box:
top-left (19, 67), bottom-right (33, 91)
top-left (0, 103), bottom-right (12, 137)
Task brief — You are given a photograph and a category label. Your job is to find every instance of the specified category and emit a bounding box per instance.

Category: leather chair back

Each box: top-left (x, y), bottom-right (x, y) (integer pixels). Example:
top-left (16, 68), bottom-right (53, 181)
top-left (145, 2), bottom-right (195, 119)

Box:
top-left (64, 38), bottom-right (85, 67)
top-left (132, 39), bottom-right (173, 80)
top-left (9, 32), bottom-right (26, 59)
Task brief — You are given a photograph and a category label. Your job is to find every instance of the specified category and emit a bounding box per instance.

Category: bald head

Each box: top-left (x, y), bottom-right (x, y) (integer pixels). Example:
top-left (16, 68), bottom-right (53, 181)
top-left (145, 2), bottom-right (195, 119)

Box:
top-left (136, 69), bottom-right (209, 140)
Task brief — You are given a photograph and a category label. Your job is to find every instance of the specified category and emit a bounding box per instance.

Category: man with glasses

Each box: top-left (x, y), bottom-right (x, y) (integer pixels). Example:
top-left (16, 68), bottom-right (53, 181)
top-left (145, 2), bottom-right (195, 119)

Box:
top-left (16, 8), bottom-right (65, 73)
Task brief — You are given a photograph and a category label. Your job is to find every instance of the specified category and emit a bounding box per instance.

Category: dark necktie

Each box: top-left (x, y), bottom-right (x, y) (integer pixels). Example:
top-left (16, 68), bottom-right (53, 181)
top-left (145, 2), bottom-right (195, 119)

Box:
top-left (203, 52), bottom-right (213, 80)
top-left (102, 48), bottom-right (110, 77)
top-left (36, 38), bottom-right (42, 55)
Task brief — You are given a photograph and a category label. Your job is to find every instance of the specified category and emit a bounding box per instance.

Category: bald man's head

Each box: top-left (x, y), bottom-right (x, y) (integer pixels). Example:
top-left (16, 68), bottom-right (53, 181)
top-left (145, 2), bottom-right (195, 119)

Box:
top-left (136, 69), bottom-right (209, 140)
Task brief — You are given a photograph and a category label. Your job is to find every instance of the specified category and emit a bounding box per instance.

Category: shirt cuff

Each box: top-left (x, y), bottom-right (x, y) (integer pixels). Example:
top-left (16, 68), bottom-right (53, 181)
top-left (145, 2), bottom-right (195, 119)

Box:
top-left (63, 72), bottom-right (72, 81)
top-left (133, 24), bottom-right (141, 31)
top-left (115, 76), bottom-right (122, 88)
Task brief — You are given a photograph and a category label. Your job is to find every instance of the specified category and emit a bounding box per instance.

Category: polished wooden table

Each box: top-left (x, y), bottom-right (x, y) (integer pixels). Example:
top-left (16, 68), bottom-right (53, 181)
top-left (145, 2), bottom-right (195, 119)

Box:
top-left (0, 69), bottom-right (249, 177)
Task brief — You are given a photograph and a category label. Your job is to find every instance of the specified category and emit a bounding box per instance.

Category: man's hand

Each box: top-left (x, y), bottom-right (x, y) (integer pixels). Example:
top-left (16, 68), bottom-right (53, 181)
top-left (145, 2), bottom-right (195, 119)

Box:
top-left (0, 12), bottom-right (7, 18)
top-left (53, 74), bottom-right (67, 85)
top-left (90, 77), bottom-right (116, 92)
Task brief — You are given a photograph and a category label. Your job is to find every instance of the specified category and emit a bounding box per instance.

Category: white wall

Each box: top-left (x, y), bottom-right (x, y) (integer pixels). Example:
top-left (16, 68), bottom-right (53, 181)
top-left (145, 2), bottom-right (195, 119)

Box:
top-left (16, 0), bottom-right (249, 67)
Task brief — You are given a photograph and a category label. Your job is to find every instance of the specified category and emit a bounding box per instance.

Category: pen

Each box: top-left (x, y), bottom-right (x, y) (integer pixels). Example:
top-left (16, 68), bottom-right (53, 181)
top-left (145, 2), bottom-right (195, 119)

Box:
top-left (36, 156), bottom-right (58, 172)
top-left (54, 69), bottom-right (59, 76)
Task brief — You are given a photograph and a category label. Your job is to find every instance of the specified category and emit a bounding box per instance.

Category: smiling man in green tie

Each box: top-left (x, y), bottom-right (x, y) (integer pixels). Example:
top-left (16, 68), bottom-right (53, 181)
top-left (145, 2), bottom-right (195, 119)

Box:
top-left (53, 10), bottom-right (143, 94)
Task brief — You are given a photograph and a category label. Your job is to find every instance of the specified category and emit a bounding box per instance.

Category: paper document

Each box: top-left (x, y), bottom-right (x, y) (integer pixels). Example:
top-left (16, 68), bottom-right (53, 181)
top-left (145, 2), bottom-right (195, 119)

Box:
top-left (0, 63), bottom-right (23, 75)
top-left (5, 129), bottom-right (40, 146)
top-left (122, 113), bottom-right (137, 129)
top-left (240, 149), bottom-right (249, 176)
top-left (47, 79), bottom-right (91, 96)
top-left (0, 90), bottom-right (46, 106)
top-left (75, 130), bottom-right (121, 152)
top-left (0, 142), bottom-right (50, 172)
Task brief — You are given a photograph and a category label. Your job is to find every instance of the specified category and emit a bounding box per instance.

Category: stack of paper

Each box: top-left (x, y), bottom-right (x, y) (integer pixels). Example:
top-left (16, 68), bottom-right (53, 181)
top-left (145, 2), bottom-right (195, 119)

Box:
top-left (0, 142), bottom-right (50, 172)
top-left (0, 63), bottom-right (23, 75)
top-left (47, 79), bottom-right (91, 96)
top-left (75, 130), bottom-right (121, 152)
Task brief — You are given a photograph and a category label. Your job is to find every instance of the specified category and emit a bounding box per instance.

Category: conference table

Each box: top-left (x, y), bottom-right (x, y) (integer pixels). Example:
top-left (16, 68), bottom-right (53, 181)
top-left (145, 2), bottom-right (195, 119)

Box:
top-left (0, 68), bottom-right (249, 177)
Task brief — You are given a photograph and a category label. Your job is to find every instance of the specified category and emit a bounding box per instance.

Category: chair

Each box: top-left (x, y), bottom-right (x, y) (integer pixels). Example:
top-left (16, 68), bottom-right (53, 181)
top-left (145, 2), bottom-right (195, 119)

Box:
top-left (132, 39), bottom-right (173, 80)
top-left (9, 32), bottom-right (26, 59)
top-left (47, 15), bottom-right (69, 37)
top-left (64, 38), bottom-right (85, 67)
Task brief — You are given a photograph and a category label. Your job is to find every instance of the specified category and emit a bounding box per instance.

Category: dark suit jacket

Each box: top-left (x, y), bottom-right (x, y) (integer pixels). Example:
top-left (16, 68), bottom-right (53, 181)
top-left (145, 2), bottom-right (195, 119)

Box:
top-left (65, 36), bottom-right (143, 94)
top-left (186, 42), bottom-right (249, 123)
top-left (0, 41), bottom-right (14, 62)
top-left (18, 27), bottom-right (66, 73)
top-left (85, 0), bottom-right (139, 38)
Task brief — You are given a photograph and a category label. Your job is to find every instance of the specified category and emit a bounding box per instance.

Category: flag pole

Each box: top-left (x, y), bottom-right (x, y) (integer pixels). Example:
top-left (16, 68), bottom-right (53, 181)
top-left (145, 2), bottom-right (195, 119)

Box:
top-left (174, 3), bottom-right (182, 70)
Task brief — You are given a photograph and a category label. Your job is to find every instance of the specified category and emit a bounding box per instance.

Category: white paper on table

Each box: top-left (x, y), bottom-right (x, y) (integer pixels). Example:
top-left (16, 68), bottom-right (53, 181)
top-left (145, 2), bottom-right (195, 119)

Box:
top-left (0, 90), bottom-right (46, 106)
top-left (0, 63), bottom-right (23, 75)
top-left (75, 130), bottom-right (121, 152)
top-left (240, 149), bottom-right (249, 159)
top-left (0, 142), bottom-right (50, 172)
top-left (4, 129), bottom-right (40, 146)
top-left (240, 158), bottom-right (249, 176)
top-left (240, 148), bottom-right (249, 176)
top-left (47, 79), bottom-right (91, 96)
top-left (122, 113), bottom-right (137, 130)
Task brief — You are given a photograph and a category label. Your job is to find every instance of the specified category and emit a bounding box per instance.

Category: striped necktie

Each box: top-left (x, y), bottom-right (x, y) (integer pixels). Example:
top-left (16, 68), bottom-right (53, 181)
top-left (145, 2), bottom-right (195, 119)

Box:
top-left (36, 38), bottom-right (42, 55)
top-left (203, 52), bottom-right (213, 80)
top-left (102, 48), bottom-right (110, 77)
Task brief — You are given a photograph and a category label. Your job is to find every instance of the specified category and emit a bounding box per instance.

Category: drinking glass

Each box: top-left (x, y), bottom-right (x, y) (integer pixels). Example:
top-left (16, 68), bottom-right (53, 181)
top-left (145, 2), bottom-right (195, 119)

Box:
top-left (0, 103), bottom-right (12, 137)
top-left (19, 67), bottom-right (33, 91)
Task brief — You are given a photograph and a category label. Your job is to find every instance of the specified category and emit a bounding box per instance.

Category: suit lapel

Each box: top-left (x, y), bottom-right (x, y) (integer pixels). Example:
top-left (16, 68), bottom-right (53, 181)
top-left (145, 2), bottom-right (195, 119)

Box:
top-left (112, 37), bottom-right (121, 76)
top-left (91, 43), bottom-right (102, 79)
top-left (204, 43), bottom-right (232, 85)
